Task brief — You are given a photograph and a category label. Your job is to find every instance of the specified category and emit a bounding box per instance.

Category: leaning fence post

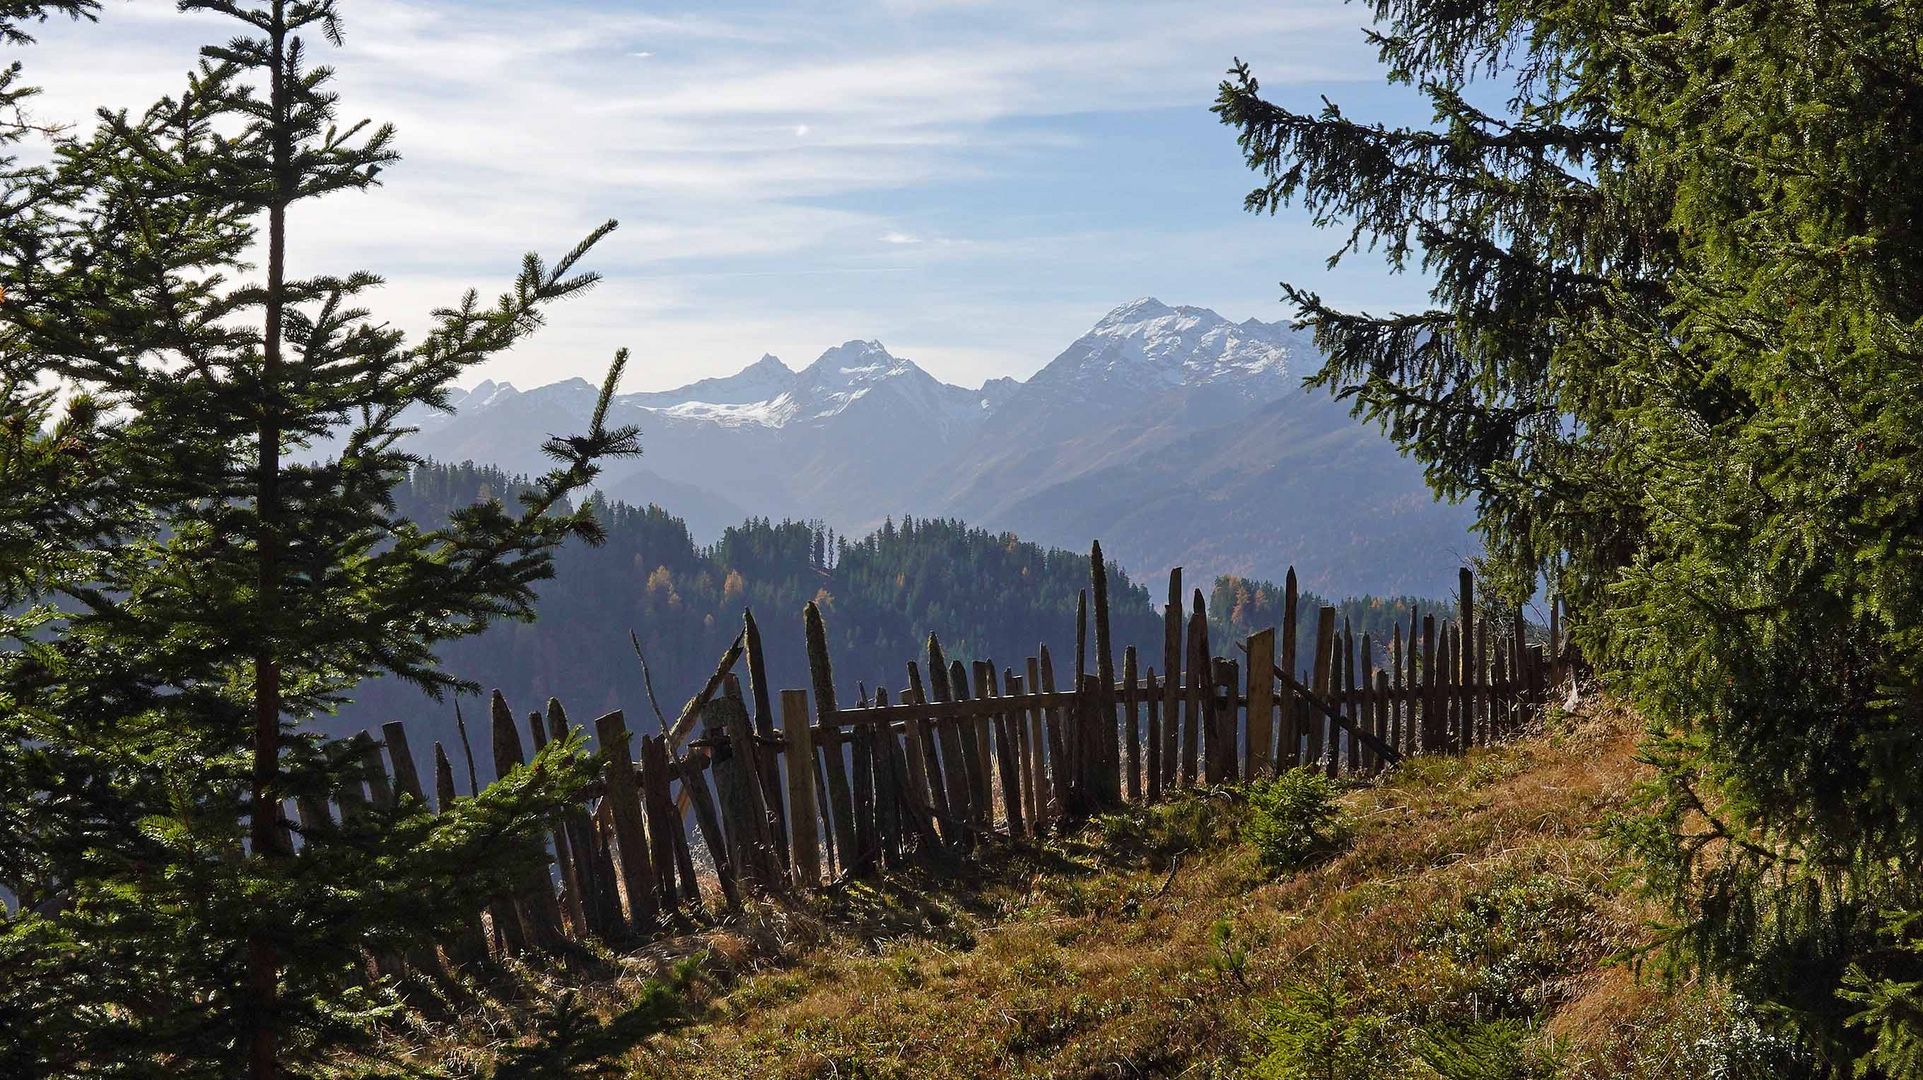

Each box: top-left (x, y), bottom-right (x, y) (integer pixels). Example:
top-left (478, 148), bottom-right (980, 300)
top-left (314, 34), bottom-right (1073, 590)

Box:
top-left (1161, 568), bottom-right (1183, 792)
top-left (1090, 541), bottom-right (1119, 808)
top-left (805, 601), bottom-right (859, 874)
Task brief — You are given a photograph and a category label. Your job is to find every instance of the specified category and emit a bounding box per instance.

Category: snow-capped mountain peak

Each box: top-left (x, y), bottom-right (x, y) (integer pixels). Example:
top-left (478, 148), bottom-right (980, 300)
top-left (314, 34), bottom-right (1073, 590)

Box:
top-left (1029, 298), bottom-right (1299, 395)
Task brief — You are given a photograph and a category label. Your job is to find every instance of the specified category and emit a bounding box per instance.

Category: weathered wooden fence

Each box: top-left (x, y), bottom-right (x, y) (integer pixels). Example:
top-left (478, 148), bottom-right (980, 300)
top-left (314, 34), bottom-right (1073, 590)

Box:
top-left (317, 553), bottom-right (1569, 967)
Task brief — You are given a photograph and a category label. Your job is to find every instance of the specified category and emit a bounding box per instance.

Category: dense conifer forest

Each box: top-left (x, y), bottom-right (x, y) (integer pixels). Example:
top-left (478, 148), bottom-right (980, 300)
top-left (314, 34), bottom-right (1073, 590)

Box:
top-left (352, 461), bottom-right (1443, 772)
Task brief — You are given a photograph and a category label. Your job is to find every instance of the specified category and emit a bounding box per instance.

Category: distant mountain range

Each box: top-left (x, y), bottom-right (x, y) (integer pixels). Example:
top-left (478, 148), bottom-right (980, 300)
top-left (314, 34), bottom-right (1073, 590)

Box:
top-left (394, 299), bottom-right (1478, 596)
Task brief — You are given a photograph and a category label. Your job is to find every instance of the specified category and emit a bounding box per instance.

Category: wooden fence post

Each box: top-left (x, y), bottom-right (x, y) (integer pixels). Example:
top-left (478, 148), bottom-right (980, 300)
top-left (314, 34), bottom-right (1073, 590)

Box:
top-left (592, 709), bottom-right (658, 935)
top-left (1309, 607), bottom-right (1337, 770)
top-left (1279, 569), bottom-right (1301, 768)
top-left (928, 638), bottom-right (973, 847)
top-left (1025, 656), bottom-right (1047, 827)
top-left (521, 711), bottom-right (587, 935)
top-left (1039, 645), bottom-right (1071, 820)
top-left (1246, 628), bottom-right (1276, 779)
top-left (1122, 647), bottom-right (1141, 801)
top-left (491, 694), bottom-right (565, 951)
top-left (780, 689), bottom-right (822, 888)
top-left (1182, 598), bottom-right (1205, 787)
top-left (805, 602), bottom-right (858, 875)
top-left (1162, 568), bottom-right (1183, 791)
top-left (742, 609), bottom-right (788, 868)
top-left (432, 743), bottom-right (491, 964)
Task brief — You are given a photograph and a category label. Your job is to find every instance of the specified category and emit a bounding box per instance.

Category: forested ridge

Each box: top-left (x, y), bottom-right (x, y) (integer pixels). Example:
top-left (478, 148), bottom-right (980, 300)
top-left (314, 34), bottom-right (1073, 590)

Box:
top-left (353, 461), bottom-right (1445, 771)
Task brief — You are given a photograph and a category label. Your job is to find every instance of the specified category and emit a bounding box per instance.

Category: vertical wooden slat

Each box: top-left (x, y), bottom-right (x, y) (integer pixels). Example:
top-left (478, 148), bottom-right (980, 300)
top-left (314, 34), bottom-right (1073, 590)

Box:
top-left (678, 749), bottom-right (740, 909)
top-left (1145, 668), bottom-right (1163, 802)
top-left (636, 734), bottom-right (680, 913)
top-left (993, 673), bottom-right (1025, 838)
top-left (1039, 645), bottom-right (1071, 819)
top-left (1122, 647), bottom-right (1141, 801)
top-left (1306, 607), bottom-right (1336, 770)
top-left (491, 695), bottom-right (564, 950)
top-left (1090, 542), bottom-right (1120, 808)
top-left (592, 709), bottom-right (658, 935)
top-left (1024, 656), bottom-right (1047, 828)
top-left (1549, 596), bottom-right (1563, 688)
top-left (1008, 670), bottom-right (1036, 828)
top-left (381, 721), bottom-right (426, 805)
top-left (1374, 670), bottom-right (1392, 772)
top-left (970, 660), bottom-right (996, 826)
top-left (893, 681), bottom-right (937, 853)
top-left (928, 639), bottom-right (973, 846)
top-left (1391, 621), bottom-right (1406, 754)
top-left (871, 687), bottom-right (904, 868)
top-left (1359, 635), bottom-right (1376, 774)
top-left (907, 661), bottom-right (952, 845)
top-left (1419, 614), bottom-right (1439, 752)
top-left (1343, 625), bottom-right (1361, 775)
top-left (1162, 568), bottom-right (1183, 790)
top-left (742, 608), bottom-right (788, 867)
top-left (1214, 657), bottom-right (1240, 783)
top-left (1280, 569), bottom-right (1302, 767)
top-left (805, 601), bottom-right (857, 874)
top-left (522, 712), bottom-right (587, 936)
top-left (848, 685), bottom-right (877, 878)
top-left (433, 744), bottom-right (490, 964)
top-left (1182, 599), bottom-right (1204, 787)
top-left (354, 729), bottom-right (393, 808)
top-left (780, 690), bottom-right (822, 888)
top-left (548, 700), bottom-right (620, 937)
top-left (1246, 628), bottom-right (1276, 779)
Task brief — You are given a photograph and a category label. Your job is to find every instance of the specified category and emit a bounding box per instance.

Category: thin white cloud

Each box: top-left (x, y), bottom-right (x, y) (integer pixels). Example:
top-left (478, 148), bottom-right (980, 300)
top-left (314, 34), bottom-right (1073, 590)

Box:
top-left (9, 0), bottom-right (1394, 390)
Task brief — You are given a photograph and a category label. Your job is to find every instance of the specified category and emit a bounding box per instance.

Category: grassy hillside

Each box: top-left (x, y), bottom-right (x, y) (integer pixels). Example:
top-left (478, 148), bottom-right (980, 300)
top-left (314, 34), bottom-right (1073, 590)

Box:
top-left (350, 693), bottom-right (1800, 1078)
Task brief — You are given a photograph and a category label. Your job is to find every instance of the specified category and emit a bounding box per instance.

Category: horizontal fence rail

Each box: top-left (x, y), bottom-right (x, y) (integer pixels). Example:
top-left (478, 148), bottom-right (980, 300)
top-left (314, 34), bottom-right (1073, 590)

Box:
top-left (305, 553), bottom-right (1570, 971)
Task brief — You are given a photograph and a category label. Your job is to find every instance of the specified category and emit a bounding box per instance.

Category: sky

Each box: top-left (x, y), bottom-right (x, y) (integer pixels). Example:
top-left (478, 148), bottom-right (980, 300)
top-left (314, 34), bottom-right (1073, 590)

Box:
top-left (17, 0), bottom-right (1437, 392)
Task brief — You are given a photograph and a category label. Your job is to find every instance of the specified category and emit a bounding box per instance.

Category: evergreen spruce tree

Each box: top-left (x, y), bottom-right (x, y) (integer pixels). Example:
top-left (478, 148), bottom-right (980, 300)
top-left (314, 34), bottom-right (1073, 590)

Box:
top-left (1218, 0), bottom-right (1923, 1069)
top-left (0, 2), bottom-right (638, 1075)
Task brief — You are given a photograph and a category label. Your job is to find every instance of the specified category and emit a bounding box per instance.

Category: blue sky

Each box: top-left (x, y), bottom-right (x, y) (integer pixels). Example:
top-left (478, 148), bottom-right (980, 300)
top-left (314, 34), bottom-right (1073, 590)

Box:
top-left (21, 0), bottom-right (1437, 390)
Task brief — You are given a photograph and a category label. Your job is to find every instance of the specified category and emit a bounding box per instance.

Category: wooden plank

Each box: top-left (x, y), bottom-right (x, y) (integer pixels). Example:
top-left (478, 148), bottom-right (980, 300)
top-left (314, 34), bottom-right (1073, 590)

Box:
top-left (1161, 568), bottom-right (1183, 791)
top-left (928, 639), bottom-right (973, 846)
top-left (805, 601), bottom-right (858, 874)
top-left (1459, 568), bottom-right (1475, 749)
top-left (893, 679), bottom-right (937, 853)
top-left (433, 744), bottom-right (490, 964)
top-left (1039, 645), bottom-right (1071, 820)
top-left (742, 608), bottom-right (788, 867)
top-left (713, 685), bottom-right (781, 887)
top-left (1182, 600), bottom-right (1204, 787)
top-left (780, 690), bottom-right (823, 888)
top-left (637, 734), bottom-right (681, 913)
top-left (1007, 671), bottom-right (1037, 830)
top-left (1279, 568), bottom-right (1301, 768)
top-left (1122, 647), bottom-right (1141, 802)
top-left (1213, 657), bottom-right (1239, 783)
top-left (1391, 621), bottom-right (1406, 754)
top-left (492, 695), bottom-right (565, 950)
top-left (548, 700), bottom-right (620, 939)
top-left (1420, 613), bottom-right (1439, 752)
top-left (906, 661), bottom-right (953, 843)
top-left (1343, 625), bottom-right (1360, 775)
top-left (992, 679), bottom-right (1025, 838)
top-left (1090, 541), bottom-right (1119, 808)
top-left (1024, 657), bottom-right (1047, 828)
top-left (1308, 607), bottom-right (1336, 770)
top-left (677, 750), bottom-right (740, 909)
top-left (959, 660), bottom-right (991, 830)
top-left (381, 720), bottom-right (426, 805)
top-left (1359, 635), bottom-right (1376, 774)
top-left (592, 709), bottom-right (658, 935)
top-left (1145, 669), bottom-right (1163, 802)
top-left (522, 711), bottom-right (587, 936)
top-left (354, 729), bottom-right (393, 808)
top-left (1374, 670), bottom-right (1392, 773)
top-left (848, 685), bottom-right (878, 877)
top-left (1245, 628), bottom-right (1276, 779)
top-left (870, 687), bottom-right (903, 868)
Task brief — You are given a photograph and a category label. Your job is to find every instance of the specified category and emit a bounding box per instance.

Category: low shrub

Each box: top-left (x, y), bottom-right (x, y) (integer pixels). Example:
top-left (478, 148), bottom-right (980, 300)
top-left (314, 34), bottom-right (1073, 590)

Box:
top-left (1244, 768), bottom-right (1348, 873)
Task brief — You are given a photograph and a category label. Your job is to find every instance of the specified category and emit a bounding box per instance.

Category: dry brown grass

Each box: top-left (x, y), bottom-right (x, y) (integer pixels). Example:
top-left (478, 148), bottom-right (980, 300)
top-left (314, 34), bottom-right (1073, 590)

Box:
top-left (365, 692), bottom-right (1758, 1078)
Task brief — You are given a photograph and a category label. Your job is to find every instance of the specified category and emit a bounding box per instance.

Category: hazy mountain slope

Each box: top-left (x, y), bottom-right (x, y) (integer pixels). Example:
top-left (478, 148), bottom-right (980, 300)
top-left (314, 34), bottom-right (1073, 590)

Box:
top-left (387, 299), bottom-right (1480, 595)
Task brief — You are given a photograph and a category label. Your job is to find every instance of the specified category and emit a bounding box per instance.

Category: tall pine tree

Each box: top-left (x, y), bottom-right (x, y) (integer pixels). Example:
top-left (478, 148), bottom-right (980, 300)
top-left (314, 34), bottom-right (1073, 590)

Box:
top-left (0, 2), bottom-right (638, 1075)
top-left (1218, 0), bottom-right (1923, 1069)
